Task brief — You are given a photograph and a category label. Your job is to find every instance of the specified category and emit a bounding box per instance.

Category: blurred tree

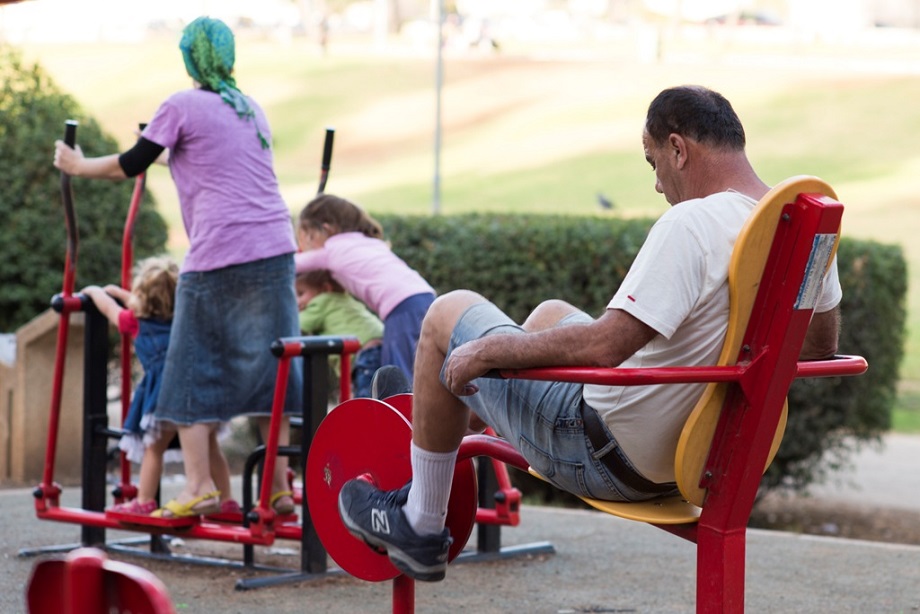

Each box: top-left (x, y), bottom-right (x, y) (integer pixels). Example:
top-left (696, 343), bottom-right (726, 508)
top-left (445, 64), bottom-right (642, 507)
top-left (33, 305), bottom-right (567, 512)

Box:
top-left (0, 46), bottom-right (168, 332)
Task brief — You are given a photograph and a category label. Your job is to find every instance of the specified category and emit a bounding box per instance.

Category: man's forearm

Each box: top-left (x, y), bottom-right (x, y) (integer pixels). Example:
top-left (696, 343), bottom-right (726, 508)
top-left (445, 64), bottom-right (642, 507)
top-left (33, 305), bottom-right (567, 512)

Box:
top-left (474, 309), bottom-right (656, 371)
top-left (800, 307), bottom-right (840, 360)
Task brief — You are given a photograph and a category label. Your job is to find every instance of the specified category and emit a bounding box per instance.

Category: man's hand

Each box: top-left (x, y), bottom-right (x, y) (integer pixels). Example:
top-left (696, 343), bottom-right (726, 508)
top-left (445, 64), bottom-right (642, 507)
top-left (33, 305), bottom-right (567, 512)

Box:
top-left (442, 337), bottom-right (494, 396)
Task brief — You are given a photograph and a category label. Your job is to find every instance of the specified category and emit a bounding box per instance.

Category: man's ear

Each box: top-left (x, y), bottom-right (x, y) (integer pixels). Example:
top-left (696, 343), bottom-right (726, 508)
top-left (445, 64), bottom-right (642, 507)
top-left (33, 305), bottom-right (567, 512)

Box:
top-left (669, 134), bottom-right (689, 170)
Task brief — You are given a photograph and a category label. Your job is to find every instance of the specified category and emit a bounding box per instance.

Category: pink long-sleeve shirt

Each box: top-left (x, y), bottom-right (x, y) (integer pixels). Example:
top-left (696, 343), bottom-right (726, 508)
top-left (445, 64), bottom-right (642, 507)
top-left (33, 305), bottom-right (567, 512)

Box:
top-left (294, 232), bottom-right (434, 320)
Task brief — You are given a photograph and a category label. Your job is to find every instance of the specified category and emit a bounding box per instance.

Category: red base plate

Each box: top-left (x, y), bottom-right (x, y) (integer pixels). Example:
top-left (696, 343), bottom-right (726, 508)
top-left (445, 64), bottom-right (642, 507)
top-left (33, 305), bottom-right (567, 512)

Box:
top-left (105, 509), bottom-right (197, 529)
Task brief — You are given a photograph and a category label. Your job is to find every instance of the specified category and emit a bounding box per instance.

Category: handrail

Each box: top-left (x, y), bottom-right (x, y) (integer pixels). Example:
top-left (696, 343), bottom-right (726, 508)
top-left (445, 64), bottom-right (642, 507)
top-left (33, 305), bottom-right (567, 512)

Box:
top-left (497, 354), bottom-right (866, 387)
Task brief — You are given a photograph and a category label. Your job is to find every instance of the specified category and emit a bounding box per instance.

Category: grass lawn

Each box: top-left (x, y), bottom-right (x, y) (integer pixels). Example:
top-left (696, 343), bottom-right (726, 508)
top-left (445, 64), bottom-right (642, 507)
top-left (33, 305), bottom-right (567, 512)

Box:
top-left (15, 35), bottom-right (920, 410)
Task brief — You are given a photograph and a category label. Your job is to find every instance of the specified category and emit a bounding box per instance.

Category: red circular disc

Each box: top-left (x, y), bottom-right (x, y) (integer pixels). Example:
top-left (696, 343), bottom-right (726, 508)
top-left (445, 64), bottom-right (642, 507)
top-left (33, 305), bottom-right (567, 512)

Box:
top-left (307, 398), bottom-right (479, 582)
top-left (374, 392), bottom-right (477, 562)
top-left (381, 393), bottom-right (413, 422)
top-left (307, 398), bottom-right (412, 581)
top-left (445, 457), bottom-right (477, 561)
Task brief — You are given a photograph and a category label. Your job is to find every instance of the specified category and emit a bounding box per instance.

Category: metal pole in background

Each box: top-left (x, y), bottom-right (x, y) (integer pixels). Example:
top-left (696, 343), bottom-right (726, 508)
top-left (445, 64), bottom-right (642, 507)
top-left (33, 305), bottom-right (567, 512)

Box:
top-left (432, 0), bottom-right (444, 215)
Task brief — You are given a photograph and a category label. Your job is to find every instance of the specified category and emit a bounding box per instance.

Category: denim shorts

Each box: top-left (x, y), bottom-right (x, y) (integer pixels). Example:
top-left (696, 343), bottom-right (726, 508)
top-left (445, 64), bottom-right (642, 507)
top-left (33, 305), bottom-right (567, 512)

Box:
top-left (441, 301), bottom-right (648, 502)
top-left (156, 254), bottom-right (304, 425)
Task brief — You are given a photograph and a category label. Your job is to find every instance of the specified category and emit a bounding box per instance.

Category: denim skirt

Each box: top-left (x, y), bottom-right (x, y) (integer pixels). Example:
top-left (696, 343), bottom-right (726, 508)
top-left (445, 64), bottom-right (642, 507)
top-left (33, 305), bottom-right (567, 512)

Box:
top-left (155, 254), bottom-right (304, 425)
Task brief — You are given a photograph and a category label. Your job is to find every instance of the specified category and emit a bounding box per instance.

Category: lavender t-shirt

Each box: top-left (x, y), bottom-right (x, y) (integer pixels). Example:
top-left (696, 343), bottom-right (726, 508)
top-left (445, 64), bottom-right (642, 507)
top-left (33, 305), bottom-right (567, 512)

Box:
top-left (142, 88), bottom-right (296, 272)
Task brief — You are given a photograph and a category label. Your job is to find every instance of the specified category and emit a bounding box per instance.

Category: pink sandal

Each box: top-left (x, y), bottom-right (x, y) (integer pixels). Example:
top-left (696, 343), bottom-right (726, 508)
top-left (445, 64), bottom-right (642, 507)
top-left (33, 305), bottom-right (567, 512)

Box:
top-left (219, 499), bottom-right (242, 515)
top-left (204, 499), bottom-right (244, 523)
top-left (110, 499), bottom-right (158, 515)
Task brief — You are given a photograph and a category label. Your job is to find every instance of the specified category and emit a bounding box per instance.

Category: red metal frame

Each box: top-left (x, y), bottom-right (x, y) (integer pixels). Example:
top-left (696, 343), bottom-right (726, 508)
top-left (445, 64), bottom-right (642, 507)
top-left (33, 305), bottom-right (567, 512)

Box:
top-left (34, 337), bottom-right (362, 547)
top-left (113, 169), bottom-right (147, 504)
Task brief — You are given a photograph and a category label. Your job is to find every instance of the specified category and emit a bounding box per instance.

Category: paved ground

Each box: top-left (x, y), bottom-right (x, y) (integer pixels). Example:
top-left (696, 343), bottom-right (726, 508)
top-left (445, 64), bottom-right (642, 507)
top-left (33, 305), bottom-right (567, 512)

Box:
top-left (5, 435), bottom-right (920, 613)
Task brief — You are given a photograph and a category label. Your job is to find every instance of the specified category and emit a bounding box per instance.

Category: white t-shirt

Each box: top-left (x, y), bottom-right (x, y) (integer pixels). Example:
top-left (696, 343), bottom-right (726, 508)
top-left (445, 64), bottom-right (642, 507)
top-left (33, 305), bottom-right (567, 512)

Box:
top-left (583, 190), bottom-right (842, 484)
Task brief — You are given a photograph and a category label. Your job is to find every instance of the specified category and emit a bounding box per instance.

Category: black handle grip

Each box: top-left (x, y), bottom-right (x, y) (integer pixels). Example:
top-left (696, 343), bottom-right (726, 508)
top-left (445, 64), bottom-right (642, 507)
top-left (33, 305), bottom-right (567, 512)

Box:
top-left (64, 120), bottom-right (78, 147)
top-left (321, 127), bottom-right (334, 170)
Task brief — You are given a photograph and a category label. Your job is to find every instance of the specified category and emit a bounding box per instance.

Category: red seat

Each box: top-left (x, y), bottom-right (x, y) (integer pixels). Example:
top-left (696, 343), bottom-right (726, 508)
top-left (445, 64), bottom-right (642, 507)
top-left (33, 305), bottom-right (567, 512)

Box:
top-left (26, 547), bottom-right (176, 614)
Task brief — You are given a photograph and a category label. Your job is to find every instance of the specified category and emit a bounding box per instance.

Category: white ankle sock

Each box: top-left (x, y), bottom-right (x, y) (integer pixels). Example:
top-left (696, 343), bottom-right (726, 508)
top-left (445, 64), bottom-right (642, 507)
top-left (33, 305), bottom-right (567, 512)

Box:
top-left (404, 441), bottom-right (457, 536)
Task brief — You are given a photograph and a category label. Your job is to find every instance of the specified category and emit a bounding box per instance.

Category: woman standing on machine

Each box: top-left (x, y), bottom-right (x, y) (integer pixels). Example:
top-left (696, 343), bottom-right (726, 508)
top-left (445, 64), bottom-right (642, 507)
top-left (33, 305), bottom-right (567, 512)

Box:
top-left (53, 16), bottom-right (301, 518)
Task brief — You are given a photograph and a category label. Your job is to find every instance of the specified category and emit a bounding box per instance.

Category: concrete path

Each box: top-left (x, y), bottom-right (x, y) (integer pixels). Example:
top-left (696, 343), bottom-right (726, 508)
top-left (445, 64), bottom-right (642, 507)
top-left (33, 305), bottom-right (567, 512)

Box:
top-left (4, 435), bottom-right (920, 613)
top-left (805, 433), bottom-right (920, 511)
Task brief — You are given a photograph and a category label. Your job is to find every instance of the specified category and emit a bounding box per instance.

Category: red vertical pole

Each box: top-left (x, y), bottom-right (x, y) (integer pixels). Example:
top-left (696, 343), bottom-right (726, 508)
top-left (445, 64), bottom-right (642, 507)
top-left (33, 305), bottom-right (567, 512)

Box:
top-left (392, 574), bottom-right (415, 614)
top-left (64, 549), bottom-right (106, 614)
top-left (257, 354), bottom-right (291, 517)
top-left (118, 169), bottom-right (146, 496)
top-left (41, 120), bottom-right (79, 493)
top-left (340, 351), bottom-right (352, 401)
top-left (696, 525), bottom-right (746, 613)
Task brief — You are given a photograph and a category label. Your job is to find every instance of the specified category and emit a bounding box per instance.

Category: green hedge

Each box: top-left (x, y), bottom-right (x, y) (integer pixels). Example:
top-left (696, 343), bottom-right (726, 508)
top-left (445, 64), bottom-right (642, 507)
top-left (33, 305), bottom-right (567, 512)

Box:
top-left (379, 213), bottom-right (652, 322)
top-left (379, 213), bottom-right (907, 495)
top-left (0, 47), bottom-right (168, 333)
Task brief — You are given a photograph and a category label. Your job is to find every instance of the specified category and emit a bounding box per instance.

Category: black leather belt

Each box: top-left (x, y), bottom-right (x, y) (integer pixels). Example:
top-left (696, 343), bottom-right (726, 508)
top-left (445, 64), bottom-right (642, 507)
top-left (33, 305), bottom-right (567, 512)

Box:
top-left (581, 405), bottom-right (677, 495)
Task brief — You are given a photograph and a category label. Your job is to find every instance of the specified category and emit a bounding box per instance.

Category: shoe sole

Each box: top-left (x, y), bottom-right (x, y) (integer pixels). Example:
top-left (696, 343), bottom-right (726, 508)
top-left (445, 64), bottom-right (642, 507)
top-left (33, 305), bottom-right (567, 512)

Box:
top-left (371, 366), bottom-right (411, 400)
top-left (338, 496), bottom-right (446, 582)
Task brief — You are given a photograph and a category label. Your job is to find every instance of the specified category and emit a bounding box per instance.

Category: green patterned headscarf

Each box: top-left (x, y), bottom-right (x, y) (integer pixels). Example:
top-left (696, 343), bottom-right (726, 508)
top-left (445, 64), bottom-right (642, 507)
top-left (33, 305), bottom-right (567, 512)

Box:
top-left (179, 17), bottom-right (269, 149)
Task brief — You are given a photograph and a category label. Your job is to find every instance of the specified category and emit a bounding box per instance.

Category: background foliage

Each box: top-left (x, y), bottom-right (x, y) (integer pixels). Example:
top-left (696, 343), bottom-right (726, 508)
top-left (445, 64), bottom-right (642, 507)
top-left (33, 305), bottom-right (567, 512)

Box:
top-left (380, 213), bottom-right (908, 495)
top-left (0, 47), bottom-right (168, 332)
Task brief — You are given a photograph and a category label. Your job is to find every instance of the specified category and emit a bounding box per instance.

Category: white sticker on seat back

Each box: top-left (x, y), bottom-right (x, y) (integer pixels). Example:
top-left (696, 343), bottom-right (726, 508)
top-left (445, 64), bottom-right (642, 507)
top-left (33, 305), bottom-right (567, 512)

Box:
top-left (795, 233), bottom-right (836, 310)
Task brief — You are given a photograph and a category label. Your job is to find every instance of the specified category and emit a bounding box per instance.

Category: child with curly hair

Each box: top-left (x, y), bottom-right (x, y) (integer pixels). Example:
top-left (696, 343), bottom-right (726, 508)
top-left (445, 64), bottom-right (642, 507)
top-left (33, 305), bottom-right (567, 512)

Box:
top-left (82, 256), bottom-right (235, 516)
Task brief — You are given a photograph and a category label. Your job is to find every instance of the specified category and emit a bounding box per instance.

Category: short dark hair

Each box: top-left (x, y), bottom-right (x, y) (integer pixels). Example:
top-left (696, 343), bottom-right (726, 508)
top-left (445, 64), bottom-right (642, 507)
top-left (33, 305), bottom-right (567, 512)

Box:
top-left (295, 269), bottom-right (345, 294)
top-left (645, 86), bottom-right (746, 150)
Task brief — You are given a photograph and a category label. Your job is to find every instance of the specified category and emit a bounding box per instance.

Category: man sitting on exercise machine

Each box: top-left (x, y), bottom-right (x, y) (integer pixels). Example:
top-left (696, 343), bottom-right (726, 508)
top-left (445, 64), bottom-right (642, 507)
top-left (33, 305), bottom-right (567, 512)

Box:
top-left (338, 85), bottom-right (843, 582)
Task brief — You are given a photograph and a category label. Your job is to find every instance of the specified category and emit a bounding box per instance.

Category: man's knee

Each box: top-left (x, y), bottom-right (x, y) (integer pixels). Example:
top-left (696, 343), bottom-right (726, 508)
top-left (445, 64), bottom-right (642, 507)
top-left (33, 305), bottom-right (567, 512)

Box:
top-left (522, 299), bottom-right (583, 331)
top-left (422, 290), bottom-right (489, 340)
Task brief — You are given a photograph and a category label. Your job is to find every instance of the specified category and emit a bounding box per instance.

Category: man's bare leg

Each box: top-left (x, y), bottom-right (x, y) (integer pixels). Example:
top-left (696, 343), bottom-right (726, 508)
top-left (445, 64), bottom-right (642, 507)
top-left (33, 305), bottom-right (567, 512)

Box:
top-left (402, 291), bottom-right (490, 536)
top-left (411, 290), bottom-right (488, 453)
top-left (336, 290), bottom-right (501, 581)
top-left (522, 299), bottom-right (586, 332)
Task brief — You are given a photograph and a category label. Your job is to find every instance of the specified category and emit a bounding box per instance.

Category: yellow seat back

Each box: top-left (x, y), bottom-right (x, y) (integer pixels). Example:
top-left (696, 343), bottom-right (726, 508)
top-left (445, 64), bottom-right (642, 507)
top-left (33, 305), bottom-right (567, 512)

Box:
top-left (674, 176), bottom-right (838, 507)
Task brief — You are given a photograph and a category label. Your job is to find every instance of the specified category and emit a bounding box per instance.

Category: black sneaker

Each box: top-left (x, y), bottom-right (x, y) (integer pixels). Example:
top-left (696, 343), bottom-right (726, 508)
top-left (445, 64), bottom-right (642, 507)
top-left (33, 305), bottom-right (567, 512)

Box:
top-left (338, 479), bottom-right (452, 582)
top-left (370, 365), bottom-right (412, 400)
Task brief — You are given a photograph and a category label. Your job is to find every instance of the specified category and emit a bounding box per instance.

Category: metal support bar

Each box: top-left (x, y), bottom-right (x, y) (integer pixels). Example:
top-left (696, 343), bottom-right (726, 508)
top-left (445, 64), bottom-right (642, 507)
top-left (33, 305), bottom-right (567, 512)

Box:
top-left (476, 459), bottom-right (501, 553)
top-left (81, 302), bottom-right (109, 547)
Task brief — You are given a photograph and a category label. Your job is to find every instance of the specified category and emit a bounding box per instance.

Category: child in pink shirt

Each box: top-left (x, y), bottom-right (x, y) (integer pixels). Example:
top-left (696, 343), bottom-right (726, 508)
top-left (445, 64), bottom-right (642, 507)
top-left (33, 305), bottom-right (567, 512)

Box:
top-left (295, 194), bottom-right (435, 382)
